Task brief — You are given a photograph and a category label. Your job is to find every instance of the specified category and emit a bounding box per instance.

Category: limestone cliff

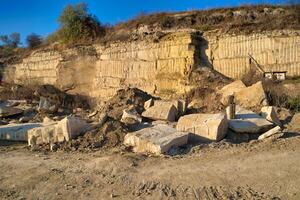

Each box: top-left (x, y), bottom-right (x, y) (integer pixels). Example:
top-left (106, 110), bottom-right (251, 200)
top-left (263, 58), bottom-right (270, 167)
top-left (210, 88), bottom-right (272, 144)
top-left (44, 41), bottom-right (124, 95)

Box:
top-left (4, 29), bottom-right (300, 100)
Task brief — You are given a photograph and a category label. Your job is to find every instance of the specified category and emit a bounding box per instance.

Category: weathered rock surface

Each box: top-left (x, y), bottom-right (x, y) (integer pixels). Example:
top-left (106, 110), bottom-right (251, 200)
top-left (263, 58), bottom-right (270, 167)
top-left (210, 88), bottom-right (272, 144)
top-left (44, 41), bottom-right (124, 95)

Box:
top-left (258, 126), bottom-right (282, 140)
top-left (144, 98), bottom-right (154, 110)
top-left (261, 106), bottom-right (282, 126)
top-left (0, 123), bottom-right (43, 141)
top-left (176, 113), bottom-right (228, 141)
top-left (0, 105), bottom-right (23, 118)
top-left (228, 106), bottom-right (274, 134)
top-left (38, 97), bottom-right (57, 113)
top-left (142, 102), bottom-right (178, 122)
top-left (121, 109), bottom-right (142, 125)
top-left (124, 124), bottom-right (189, 155)
top-left (28, 116), bottom-right (89, 146)
top-left (287, 112), bottom-right (300, 132)
top-left (218, 80), bottom-right (246, 105)
top-left (235, 81), bottom-right (268, 109)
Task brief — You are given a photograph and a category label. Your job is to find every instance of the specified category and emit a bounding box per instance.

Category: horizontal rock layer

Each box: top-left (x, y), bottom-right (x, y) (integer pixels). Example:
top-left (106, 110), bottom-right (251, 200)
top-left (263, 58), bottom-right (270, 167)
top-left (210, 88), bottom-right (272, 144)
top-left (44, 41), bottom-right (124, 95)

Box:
top-left (4, 30), bottom-right (300, 100)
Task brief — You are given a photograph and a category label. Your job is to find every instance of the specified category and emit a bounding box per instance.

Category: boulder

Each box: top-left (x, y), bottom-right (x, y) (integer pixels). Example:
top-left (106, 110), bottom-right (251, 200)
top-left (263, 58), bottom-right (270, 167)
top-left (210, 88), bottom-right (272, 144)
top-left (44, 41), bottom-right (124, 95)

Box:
top-left (144, 98), bottom-right (154, 109)
top-left (121, 109), bottom-right (142, 125)
top-left (0, 105), bottom-right (23, 118)
top-left (176, 113), bottom-right (228, 141)
top-left (228, 106), bottom-right (274, 134)
top-left (235, 81), bottom-right (268, 109)
top-left (124, 124), bottom-right (189, 155)
top-left (258, 126), bottom-right (282, 140)
top-left (218, 80), bottom-right (246, 105)
top-left (142, 102), bottom-right (177, 122)
top-left (28, 116), bottom-right (89, 146)
top-left (0, 123), bottom-right (43, 141)
top-left (260, 106), bottom-right (282, 127)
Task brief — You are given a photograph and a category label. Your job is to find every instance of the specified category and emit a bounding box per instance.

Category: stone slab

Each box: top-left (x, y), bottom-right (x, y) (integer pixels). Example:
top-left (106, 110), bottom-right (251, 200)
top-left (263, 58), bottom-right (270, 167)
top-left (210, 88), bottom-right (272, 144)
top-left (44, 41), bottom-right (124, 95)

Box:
top-left (124, 124), bottom-right (189, 155)
top-left (0, 123), bottom-right (43, 141)
top-left (258, 126), bottom-right (282, 140)
top-left (228, 106), bottom-right (274, 134)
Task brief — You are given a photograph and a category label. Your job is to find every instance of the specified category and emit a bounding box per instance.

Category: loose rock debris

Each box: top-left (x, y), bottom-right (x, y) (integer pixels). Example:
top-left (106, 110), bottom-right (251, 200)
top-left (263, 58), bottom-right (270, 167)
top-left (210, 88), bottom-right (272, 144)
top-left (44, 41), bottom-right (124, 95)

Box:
top-left (0, 79), bottom-right (299, 155)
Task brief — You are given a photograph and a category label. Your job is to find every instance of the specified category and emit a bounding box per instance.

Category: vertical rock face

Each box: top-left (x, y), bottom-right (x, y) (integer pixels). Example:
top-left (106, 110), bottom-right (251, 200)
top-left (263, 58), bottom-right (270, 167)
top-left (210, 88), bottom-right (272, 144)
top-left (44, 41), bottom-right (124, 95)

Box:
top-left (4, 30), bottom-right (300, 100)
top-left (92, 32), bottom-right (198, 99)
top-left (204, 30), bottom-right (300, 79)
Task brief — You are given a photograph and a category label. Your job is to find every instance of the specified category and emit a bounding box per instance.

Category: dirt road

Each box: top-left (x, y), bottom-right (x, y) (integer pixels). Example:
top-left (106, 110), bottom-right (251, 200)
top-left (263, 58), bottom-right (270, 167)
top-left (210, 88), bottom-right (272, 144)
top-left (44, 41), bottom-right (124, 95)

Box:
top-left (1, 135), bottom-right (300, 200)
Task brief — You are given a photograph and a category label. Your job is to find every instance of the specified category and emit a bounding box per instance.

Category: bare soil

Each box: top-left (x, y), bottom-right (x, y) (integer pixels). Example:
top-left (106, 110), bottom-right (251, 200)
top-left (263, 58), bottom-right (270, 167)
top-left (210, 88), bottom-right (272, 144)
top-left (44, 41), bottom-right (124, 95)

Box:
top-left (1, 133), bottom-right (300, 200)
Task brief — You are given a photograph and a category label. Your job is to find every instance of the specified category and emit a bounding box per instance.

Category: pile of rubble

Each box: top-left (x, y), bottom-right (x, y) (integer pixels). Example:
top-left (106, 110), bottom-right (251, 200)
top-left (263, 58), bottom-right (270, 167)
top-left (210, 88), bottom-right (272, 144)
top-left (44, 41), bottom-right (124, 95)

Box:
top-left (0, 80), bottom-right (298, 155)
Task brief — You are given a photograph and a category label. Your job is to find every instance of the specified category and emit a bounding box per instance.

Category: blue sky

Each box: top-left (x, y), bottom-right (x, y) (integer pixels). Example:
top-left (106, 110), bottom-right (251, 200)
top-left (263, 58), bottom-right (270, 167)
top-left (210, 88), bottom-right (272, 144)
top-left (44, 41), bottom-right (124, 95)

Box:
top-left (0, 0), bottom-right (287, 45)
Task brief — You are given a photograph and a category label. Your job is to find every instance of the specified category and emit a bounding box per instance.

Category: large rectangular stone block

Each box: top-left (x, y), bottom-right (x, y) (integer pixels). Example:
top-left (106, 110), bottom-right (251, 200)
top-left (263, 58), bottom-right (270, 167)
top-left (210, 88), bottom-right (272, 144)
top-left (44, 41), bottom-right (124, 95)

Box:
top-left (0, 123), bottom-right (43, 141)
top-left (28, 116), bottom-right (89, 146)
top-left (176, 113), bottom-right (228, 141)
top-left (124, 124), bottom-right (189, 155)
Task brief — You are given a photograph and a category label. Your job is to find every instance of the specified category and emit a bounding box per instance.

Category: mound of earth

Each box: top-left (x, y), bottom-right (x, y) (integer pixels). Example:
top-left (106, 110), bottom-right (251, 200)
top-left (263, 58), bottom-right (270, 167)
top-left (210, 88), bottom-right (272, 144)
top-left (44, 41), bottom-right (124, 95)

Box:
top-left (99, 87), bottom-right (153, 121)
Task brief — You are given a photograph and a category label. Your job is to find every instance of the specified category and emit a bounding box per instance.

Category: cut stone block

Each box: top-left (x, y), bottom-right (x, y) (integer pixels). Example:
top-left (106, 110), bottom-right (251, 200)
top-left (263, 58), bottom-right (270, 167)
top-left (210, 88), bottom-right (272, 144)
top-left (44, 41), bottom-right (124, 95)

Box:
top-left (235, 81), bottom-right (268, 109)
top-left (28, 116), bottom-right (89, 146)
top-left (0, 123), bottom-right (43, 141)
top-left (228, 106), bottom-right (274, 134)
top-left (218, 80), bottom-right (246, 105)
top-left (176, 113), bottom-right (228, 141)
top-left (142, 102), bottom-right (177, 122)
top-left (258, 126), bottom-right (282, 140)
top-left (261, 106), bottom-right (282, 126)
top-left (124, 124), bottom-right (189, 155)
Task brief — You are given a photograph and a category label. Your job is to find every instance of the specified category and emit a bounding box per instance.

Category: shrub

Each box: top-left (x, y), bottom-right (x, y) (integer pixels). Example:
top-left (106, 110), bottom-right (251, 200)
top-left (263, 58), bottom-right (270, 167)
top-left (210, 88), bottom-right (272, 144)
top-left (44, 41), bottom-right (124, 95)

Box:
top-left (26, 33), bottom-right (43, 48)
top-left (54, 3), bottom-right (106, 44)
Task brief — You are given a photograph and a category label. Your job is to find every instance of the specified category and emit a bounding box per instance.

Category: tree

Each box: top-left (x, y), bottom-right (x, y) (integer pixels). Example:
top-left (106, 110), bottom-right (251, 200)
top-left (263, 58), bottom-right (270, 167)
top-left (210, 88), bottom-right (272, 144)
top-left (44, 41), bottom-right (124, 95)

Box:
top-left (26, 33), bottom-right (43, 48)
top-left (0, 32), bottom-right (21, 48)
top-left (56, 3), bottom-right (106, 44)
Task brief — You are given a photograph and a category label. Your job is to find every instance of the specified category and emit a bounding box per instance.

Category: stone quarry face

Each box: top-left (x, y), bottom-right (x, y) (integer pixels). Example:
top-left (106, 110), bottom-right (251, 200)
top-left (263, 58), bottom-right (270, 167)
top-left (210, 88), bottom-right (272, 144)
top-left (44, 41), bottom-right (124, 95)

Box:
top-left (176, 113), bottom-right (228, 142)
top-left (228, 106), bottom-right (274, 134)
top-left (123, 124), bottom-right (189, 155)
top-left (142, 101), bottom-right (178, 122)
top-left (5, 30), bottom-right (299, 101)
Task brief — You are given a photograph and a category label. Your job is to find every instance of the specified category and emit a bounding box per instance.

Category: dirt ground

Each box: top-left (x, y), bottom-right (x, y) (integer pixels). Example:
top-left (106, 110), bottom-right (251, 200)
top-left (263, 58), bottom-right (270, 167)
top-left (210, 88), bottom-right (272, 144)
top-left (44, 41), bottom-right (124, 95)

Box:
top-left (1, 133), bottom-right (300, 200)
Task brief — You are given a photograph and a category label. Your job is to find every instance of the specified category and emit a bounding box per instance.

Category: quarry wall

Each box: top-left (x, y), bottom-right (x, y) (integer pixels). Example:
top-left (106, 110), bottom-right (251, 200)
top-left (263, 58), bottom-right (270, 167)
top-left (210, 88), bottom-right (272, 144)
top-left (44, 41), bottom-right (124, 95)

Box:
top-left (204, 30), bottom-right (300, 78)
top-left (5, 30), bottom-right (300, 100)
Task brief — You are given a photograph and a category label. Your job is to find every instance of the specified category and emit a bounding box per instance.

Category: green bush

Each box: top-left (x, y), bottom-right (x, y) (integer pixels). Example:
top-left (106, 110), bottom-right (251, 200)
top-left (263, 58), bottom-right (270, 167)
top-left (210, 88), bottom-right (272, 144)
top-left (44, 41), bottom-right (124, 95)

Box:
top-left (54, 3), bottom-right (106, 44)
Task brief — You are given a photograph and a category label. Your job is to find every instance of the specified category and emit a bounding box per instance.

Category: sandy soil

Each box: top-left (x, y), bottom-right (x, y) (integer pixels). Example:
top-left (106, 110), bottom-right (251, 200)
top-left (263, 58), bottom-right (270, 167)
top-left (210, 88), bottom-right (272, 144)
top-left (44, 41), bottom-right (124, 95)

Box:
top-left (1, 134), bottom-right (300, 200)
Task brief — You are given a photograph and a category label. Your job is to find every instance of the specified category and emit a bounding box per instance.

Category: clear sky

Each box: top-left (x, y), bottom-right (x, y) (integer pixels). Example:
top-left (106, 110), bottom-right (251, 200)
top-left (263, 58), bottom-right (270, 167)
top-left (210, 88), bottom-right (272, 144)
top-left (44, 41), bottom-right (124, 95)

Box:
top-left (0, 0), bottom-right (287, 45)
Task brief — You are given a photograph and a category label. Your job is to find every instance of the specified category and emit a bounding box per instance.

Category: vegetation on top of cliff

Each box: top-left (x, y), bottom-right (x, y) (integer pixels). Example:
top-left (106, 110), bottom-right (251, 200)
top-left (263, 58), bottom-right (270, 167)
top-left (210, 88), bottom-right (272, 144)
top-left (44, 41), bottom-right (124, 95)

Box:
top-left (47, 3), bottom-right (106, 45)
top-left (106, 4), bottom-right (299, 40)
